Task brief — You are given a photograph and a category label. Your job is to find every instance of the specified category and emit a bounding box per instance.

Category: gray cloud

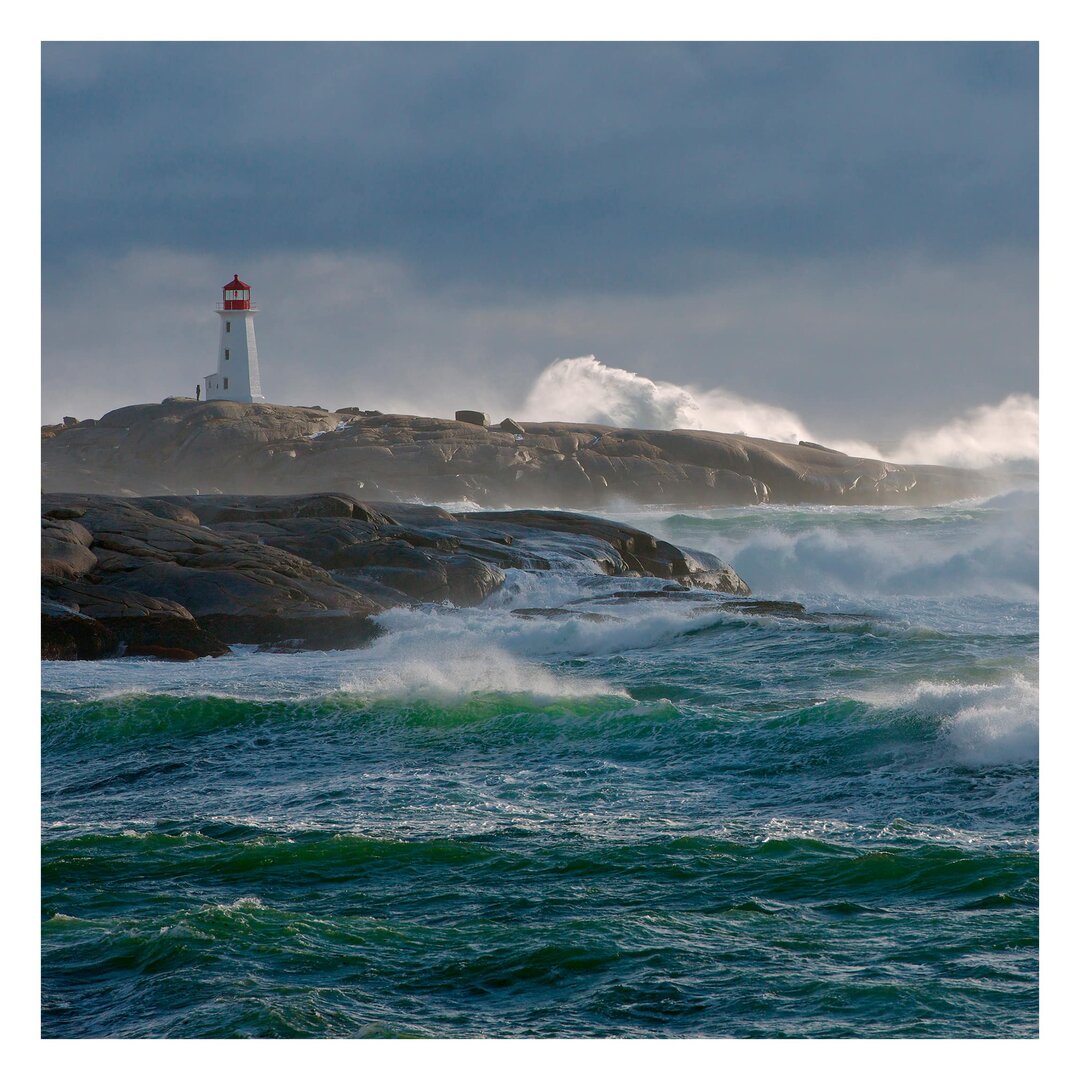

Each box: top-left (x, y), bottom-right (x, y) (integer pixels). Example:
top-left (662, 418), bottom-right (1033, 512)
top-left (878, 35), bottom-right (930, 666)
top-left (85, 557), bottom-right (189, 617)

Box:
top-left (43, 42), bottom-right (1037, 293)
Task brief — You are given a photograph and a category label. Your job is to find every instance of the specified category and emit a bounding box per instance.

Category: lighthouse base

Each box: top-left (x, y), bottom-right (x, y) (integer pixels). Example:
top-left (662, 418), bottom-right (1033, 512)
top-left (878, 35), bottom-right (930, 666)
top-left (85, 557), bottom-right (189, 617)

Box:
top-left (203, 375), bottom-right (266, 404)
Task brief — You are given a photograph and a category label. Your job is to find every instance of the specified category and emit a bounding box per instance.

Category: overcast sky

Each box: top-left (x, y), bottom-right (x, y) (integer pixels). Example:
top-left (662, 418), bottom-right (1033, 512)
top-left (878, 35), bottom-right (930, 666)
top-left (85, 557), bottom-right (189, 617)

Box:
top-left (41, 42), bottom-right (1037, 442)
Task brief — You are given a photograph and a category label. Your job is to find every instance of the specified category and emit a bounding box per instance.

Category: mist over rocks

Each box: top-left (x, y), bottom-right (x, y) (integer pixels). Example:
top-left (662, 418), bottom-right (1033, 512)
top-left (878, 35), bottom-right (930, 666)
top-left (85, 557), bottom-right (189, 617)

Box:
top-left (41, 492), bottom-right (749, 660)
top-left (41, 399), bottom-right (998, 507)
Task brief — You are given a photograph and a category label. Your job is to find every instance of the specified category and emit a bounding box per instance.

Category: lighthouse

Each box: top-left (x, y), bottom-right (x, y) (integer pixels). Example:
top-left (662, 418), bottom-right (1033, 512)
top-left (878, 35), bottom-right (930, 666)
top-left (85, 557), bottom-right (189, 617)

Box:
top-left (204, 274), bottom-right (265, 403)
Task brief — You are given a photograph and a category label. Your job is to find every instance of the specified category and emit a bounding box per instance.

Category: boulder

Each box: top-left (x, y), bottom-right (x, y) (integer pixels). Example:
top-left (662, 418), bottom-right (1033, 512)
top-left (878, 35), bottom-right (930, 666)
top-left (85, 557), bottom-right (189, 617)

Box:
top-left (42, 601), bottom-right (118, 660)
top-left (799, 440), bottom-right (843, 455)
top-left (42, 518), bottom-right (97, 579)
top-left (42, 578), bottom-right (231, 658)
top-left (455, 410), bottom-right (490, 428)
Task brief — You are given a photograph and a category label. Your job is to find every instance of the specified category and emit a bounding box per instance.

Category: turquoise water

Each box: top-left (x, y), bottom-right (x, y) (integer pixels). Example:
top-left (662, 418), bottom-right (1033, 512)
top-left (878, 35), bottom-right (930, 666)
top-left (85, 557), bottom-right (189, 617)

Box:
top-left (41, 494), bottom-right (1038, 1038)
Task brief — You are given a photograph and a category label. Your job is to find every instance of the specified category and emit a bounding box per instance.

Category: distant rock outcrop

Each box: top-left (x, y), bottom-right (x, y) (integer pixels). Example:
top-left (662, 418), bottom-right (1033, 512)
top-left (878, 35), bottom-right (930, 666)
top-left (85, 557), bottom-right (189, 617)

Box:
top-left (41, 492), bottom-right (749, 658)
top-left (455, 410), bottom-right (490, 427)
top-left (41, 399), bottom-right (998, 507)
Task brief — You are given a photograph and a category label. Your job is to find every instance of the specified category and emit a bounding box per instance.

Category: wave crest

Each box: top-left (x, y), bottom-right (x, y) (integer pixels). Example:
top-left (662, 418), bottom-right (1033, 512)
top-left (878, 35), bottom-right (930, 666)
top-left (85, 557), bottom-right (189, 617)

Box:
top-left (855, 676), bottom-right (1038, 766)
top-left (520, 355), bottom-right (815, 445)
top-left (518, 355), bottom-right (1037, 467)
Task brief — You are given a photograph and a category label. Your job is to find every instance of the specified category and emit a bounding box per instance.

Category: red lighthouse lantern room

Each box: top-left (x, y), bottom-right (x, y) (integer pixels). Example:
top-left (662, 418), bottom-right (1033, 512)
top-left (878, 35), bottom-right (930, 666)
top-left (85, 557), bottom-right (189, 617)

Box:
top-left (222, 274), bottom-right (252, 311)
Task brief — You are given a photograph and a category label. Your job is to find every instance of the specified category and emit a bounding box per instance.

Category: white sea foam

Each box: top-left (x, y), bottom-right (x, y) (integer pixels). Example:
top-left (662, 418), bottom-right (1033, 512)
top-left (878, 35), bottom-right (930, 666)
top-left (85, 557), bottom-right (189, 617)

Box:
top-left (734, 525), bottom-right (1034, 601)
top-left (342, 641), bottom-right (622, 701)
top-left (520, 355), bottom-right (824, 446)
top-left (331, 575), bottom-right (764, 702)
top-left (343, 613), bottom-right (630, 700)
top-left (371, 592), bottom-right (723, 662)
top-left (855, 675), bottom-right (1039, 765)
top-left (666, 502), bottom-right (1038, 602)
top-left (517, 355), bottom-right (1038, 467)
top-left (215, 896), bottom-right (266, 910)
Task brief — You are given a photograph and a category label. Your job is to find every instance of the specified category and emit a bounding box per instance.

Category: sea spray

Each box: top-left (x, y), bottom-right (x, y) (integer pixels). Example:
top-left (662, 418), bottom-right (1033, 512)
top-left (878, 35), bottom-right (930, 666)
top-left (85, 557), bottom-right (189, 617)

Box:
top-left (371, 591), bottom-right (736, 661)
top-left (889, 392), bottom-right (1039, 469)
top-left (341, 638), bottom-right (626, 701)
top-left (518, 355), bottom-right (1039, 467)
top-left (520, 354), bottom-right (814, 444)
top-left (639, 497), bottom-right (1038, 602)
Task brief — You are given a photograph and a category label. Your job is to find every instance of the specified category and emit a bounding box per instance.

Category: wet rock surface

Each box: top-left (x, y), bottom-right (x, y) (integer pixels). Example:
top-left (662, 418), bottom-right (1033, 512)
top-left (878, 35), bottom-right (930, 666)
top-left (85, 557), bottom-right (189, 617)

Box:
top-left (41, 492), bottom-right (749, 659)
top-left (41, 399), bottom-right (999, 507)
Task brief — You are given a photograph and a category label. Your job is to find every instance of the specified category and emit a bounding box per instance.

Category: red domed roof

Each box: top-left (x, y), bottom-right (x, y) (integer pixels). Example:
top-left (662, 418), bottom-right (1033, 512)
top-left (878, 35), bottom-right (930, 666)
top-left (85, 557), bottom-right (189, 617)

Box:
top-left (223, 274), bottom-right (250, 291)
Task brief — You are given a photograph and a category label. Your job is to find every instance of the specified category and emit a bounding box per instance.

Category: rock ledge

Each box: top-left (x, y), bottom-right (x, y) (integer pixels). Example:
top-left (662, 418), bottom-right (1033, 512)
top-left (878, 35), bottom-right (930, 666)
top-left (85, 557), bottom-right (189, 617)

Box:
top-left (41, 492), bottom-right (749, 659)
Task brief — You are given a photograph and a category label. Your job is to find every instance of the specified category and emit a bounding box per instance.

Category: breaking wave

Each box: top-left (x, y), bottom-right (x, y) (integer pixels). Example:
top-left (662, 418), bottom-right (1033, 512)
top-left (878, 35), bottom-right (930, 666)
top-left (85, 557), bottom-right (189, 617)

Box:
top-left (853, 675), bottom-right (1039, 766)
top-left (520, 355), bottom-right (824, 446)
top-left (518, 355), bottom-right (1038, 467)
top-left (342, 637), bottom-right (624, 701)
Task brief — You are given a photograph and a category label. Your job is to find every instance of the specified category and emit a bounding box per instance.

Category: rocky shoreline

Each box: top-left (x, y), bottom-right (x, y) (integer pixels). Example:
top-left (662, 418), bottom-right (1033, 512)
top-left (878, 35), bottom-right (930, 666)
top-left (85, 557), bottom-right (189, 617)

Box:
top-left (41, 400), bottom-right (1011, 660)
top-left (42, 398), bottom-right (1001, 508)
top-left (42, 492), bottom-right (750, 660)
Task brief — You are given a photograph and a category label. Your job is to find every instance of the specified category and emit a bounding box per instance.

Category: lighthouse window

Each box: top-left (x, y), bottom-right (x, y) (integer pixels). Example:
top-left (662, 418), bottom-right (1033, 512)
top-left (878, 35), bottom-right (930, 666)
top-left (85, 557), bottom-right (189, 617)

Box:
top-left (225, 321), bottom-right (231, 333)
top-left (224, 377), bottom-right (229, 390)
top-left (224, 349), bottom-right (230, 360)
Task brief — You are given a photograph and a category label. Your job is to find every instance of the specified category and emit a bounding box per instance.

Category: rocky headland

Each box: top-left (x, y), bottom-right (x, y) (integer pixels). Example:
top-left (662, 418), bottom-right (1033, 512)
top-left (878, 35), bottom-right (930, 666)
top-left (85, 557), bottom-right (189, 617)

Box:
top-left (42, 492), bottom-right (750, 660)
top-left (42, 398), bottom-right (1000, 508)
top-left (42, 399), bottom-right (1010, 659)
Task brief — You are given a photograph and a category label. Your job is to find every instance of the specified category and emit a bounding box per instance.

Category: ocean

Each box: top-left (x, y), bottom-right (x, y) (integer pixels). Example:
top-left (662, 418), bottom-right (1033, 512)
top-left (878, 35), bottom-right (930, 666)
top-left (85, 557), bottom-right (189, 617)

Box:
top-left (41, 492), bottom-right (1038, 1038)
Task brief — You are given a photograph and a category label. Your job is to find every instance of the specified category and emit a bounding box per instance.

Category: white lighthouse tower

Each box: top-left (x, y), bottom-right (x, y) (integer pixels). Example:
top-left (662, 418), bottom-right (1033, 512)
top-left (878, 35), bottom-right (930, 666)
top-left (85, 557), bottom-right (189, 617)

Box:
top-left (204, 274), bottom-right (265, 403)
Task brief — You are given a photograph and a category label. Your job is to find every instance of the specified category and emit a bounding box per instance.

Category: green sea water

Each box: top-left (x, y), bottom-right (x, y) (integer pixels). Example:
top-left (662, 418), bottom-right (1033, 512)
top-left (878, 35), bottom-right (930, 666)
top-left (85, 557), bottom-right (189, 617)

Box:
top-left (41, 496), bottom-right (1038, 1037)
